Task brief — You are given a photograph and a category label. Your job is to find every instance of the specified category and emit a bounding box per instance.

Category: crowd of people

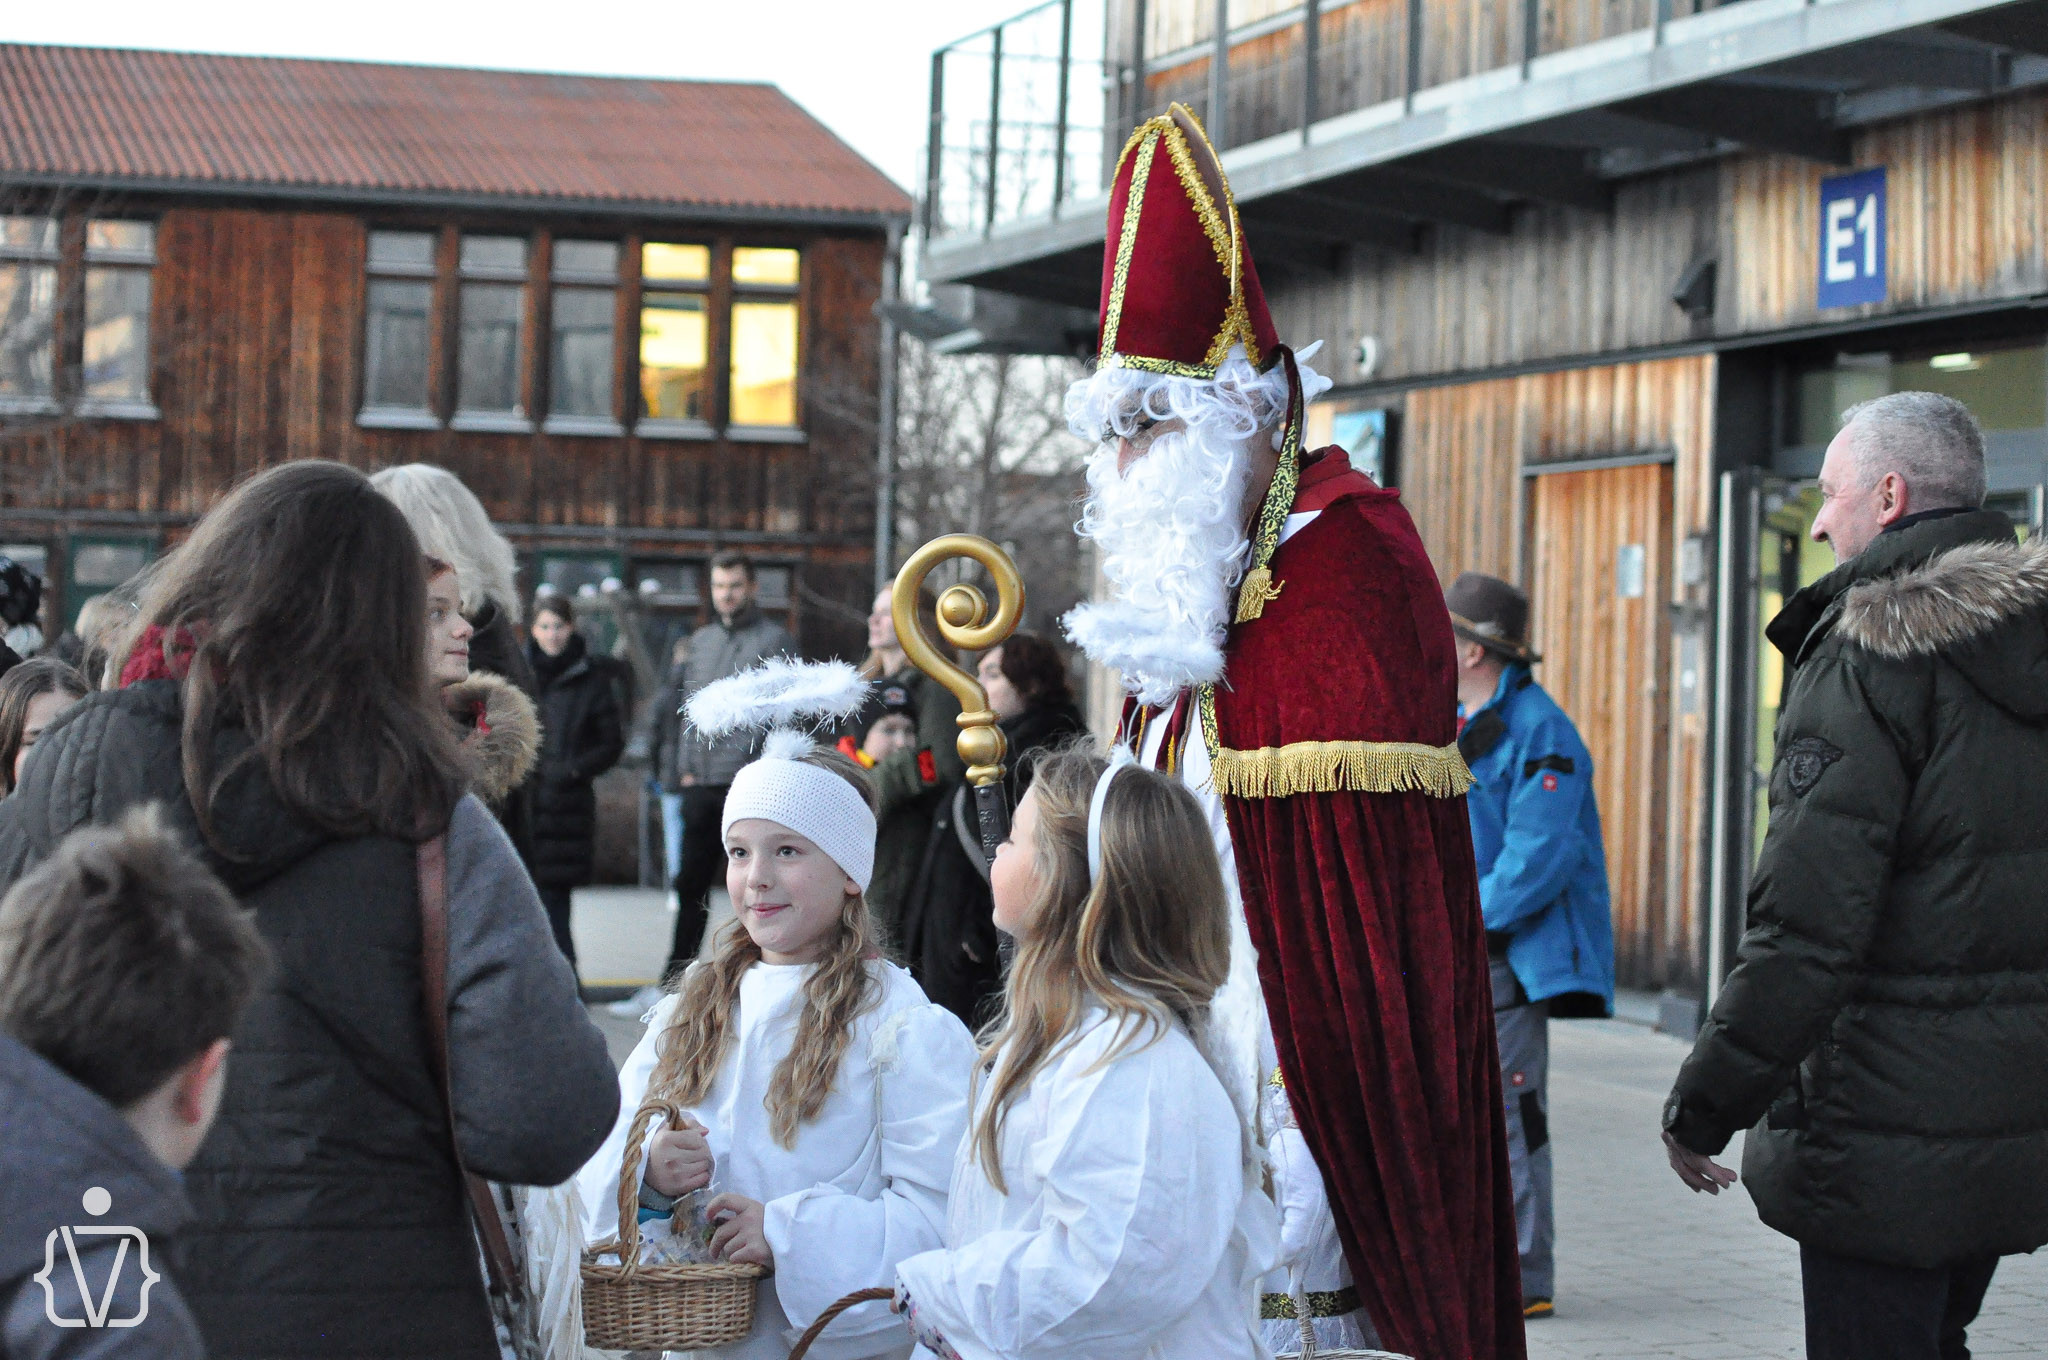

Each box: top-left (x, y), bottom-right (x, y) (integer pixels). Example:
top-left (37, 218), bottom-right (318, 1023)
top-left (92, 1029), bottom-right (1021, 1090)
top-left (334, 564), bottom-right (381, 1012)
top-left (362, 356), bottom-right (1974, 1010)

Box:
top-left (0, 97), bottom-right (2042, 1360)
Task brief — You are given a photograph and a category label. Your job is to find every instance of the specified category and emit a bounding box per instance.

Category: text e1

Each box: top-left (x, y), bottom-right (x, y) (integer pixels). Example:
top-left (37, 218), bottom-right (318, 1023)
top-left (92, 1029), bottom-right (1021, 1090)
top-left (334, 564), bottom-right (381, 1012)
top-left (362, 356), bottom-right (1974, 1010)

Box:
top-left (1817, 167), bottom-right (1886, 310)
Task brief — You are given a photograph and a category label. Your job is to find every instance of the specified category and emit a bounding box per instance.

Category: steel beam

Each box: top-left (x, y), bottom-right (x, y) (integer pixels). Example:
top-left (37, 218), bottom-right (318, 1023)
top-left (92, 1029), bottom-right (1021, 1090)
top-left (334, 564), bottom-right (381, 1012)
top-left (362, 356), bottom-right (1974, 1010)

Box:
top-left (1395, 142), bottom-right (1612, 214)
top-left (1311, 169), bottom-right (1514, 233)
top-left (1940, 1), bottom-right (2048, 59)
top-left (1238, 200), bottom-right (1421, 254)
top-left (1621, 82), bottom-right (1852, 164)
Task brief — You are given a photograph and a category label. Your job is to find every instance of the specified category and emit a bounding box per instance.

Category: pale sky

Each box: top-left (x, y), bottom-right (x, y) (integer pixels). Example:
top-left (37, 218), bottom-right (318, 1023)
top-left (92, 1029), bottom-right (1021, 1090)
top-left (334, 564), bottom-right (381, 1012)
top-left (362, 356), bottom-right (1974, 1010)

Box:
top-left (5, 0), bottom-right (1030, 193)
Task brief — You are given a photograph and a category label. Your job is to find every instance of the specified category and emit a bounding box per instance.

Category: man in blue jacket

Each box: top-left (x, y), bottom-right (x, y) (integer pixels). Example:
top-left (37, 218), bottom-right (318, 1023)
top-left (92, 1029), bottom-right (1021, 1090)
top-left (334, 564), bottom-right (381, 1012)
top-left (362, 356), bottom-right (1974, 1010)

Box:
top-left (1449, 572), bottom-right (1616, 1321)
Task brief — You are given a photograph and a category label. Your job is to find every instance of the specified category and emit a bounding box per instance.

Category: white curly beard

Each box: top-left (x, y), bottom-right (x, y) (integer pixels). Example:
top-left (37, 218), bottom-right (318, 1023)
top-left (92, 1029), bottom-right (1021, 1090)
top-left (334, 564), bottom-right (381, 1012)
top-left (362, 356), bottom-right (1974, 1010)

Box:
top-left (1062, 420), bottom-right (1256, 707)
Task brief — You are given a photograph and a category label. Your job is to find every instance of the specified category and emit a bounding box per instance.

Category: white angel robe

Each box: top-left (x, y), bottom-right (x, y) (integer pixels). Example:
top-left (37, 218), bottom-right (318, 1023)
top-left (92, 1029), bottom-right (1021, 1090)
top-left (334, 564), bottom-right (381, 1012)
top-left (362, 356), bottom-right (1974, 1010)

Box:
top-left (577, 959), bottom-right (976, 1360)
top-left (893, 1008), bottom-right (1278, 1360)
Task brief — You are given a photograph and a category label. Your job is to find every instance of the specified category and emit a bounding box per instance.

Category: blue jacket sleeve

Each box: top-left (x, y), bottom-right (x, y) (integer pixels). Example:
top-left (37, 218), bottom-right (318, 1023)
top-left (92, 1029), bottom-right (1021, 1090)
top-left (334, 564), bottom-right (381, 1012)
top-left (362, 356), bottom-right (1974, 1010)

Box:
top-left (1478, 718), bottom-right (1593, 934)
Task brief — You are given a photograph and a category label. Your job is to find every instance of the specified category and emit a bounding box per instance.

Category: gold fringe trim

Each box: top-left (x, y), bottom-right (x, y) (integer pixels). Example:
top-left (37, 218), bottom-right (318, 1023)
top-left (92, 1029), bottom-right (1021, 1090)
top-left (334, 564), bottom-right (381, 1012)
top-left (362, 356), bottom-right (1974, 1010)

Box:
top-left (1234, 567), bottom-right (1283, 622)
top-left (1209, 738), bottom-right (1475, 800)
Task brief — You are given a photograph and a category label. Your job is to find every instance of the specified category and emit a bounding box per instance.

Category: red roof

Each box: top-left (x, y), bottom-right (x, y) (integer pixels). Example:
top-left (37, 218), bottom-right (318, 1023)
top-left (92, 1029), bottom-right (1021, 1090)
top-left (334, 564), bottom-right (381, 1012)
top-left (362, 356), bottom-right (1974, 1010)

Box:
top-left (0, 43), bottom-right (912, 221)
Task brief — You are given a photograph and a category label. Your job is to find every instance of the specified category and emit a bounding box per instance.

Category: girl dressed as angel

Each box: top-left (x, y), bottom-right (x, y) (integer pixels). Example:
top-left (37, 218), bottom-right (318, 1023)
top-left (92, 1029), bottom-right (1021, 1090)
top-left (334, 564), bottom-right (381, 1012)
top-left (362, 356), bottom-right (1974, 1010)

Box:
top-left (574, 660), bottom-right (977, 1360)
top-left (892, 746), bottom-right (1279, 1360)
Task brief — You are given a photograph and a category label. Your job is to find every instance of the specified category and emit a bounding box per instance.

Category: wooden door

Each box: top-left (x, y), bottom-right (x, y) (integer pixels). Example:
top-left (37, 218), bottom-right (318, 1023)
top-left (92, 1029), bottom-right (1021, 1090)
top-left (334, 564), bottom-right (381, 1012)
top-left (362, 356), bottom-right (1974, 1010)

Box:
top-left (1524, 460), bottom-right (1674, 987)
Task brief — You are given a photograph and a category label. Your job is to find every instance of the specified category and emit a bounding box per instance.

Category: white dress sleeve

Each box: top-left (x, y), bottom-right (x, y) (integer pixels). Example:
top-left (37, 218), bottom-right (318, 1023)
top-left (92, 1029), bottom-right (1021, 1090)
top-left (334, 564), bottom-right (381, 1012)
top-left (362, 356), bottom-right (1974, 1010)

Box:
top-left (762, 1003), bottom-right (976, 1348)
top-left (894, 1034), bottom-right (1246, 1360)
top-left (573, 992), bottom-right (680, 1248)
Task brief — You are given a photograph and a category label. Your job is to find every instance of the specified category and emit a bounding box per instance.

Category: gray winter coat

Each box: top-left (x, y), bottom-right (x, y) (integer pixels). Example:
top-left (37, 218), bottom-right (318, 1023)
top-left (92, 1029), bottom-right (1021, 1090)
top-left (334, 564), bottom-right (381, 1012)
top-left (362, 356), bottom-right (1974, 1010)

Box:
top-left (1665, 512), bottom-right (2048, 1269)
top-left (0, 1033), bottom-right (205, 1359)
top-left (673, 605), bottom-right (795, 787)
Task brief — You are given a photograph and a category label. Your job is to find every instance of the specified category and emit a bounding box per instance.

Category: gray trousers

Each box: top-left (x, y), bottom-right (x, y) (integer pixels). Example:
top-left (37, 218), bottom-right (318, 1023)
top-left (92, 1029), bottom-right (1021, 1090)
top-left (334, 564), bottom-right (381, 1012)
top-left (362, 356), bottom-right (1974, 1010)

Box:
top-left (1492, 957), bottom-right (1554, 1302)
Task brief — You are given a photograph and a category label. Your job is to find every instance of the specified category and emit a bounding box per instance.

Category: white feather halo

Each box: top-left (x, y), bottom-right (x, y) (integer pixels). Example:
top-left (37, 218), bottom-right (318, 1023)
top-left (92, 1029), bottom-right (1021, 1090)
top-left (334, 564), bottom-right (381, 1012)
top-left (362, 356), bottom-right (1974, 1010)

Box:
top-left (684, 657), bottom-right (872, 740)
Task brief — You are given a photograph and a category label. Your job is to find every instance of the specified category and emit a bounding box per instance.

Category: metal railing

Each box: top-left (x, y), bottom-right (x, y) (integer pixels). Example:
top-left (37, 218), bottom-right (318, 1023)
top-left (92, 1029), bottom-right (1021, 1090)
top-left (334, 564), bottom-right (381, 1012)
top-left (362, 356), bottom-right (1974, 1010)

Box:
top-left (923, 0), bottom-right (1745, 240)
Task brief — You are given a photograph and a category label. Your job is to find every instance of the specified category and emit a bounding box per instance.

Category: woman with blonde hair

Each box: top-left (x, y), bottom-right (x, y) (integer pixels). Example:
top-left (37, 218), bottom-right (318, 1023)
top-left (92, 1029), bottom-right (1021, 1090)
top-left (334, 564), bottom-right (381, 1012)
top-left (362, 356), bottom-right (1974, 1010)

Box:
top-left (892, 746), bottom-right (1277, 1359)
top-left (370, 462), bottom-right (540, 865)
top-left (573, 661), bottom-right (974, 1359)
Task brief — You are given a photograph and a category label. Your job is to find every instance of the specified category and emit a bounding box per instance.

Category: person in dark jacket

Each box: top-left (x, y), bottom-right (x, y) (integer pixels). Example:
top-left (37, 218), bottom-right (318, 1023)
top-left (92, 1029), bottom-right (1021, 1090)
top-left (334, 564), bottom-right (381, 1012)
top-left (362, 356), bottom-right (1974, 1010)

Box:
top-left (0, 462), bottom-right (619, 1360)
top-left (654, 554), bottom-right (794, 990)
top-left (901, 631), bottom-right (1086, 1028)
top-left (836, 678), bottom-right (934, 955)
top-left (526, 592), bottom-right (626, 966)
top-left (1663, 392), bottom-right (2048, 1360)
top-left (1448, 572), bottom-right (1614, 1321)
top-left (1, 807), bottom-right (271, 1360)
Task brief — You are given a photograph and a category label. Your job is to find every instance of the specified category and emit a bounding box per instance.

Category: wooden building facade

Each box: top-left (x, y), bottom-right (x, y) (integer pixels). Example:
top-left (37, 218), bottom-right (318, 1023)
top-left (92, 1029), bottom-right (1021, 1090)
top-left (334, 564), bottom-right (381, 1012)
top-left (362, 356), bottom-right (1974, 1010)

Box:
top-left (924, 0), bottom-right (2048, 1010)
top-left (0, 45), bottom-right (909, 666)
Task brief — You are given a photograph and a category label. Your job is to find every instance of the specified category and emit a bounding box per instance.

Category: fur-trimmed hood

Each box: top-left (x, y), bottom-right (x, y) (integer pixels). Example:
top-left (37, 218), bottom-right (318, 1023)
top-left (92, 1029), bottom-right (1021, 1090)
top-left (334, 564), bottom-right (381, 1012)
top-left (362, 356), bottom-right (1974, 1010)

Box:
top-left (445, 670), bottom-right (542, 806)
top-left (1839, 535), bottom-right (2048, 722)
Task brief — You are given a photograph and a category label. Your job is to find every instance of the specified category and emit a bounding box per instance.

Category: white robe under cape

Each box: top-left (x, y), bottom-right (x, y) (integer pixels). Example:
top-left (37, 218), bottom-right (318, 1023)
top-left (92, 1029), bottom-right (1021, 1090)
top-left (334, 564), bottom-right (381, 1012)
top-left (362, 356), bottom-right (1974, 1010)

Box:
top-left (894, 1007), bottom-right (1278, 1360)
top-left (576, 959), bottom-right (976, 1360)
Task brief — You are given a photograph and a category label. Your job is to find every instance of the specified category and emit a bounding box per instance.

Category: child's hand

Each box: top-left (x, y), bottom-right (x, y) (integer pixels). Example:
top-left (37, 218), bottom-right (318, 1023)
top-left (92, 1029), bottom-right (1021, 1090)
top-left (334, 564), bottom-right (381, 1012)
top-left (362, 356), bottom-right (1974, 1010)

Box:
top-left (644, 1118), bottom-right (713, 1198)
top-left (705, 1194), bottom-right (772, 1267)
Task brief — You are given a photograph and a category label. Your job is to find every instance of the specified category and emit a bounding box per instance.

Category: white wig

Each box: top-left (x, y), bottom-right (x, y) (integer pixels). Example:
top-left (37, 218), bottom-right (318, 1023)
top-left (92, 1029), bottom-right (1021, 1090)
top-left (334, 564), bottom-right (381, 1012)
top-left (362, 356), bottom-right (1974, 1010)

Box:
top-left (1064, 344), bottom-right (1332, 452)
top-left (369, 463), bottom-right (523, 625)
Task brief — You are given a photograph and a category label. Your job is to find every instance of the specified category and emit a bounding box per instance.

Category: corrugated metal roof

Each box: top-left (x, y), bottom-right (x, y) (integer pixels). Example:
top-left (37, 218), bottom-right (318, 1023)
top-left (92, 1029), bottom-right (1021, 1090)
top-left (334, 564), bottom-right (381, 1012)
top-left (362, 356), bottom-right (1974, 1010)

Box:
top-left (0, 43), bottom-right (912, 221)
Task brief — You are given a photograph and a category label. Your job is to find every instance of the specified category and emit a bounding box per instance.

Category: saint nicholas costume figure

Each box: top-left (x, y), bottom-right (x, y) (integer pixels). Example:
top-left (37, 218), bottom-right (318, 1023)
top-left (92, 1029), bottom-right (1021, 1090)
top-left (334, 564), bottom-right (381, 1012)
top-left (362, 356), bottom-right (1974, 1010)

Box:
top-left (1062, 105), bottom-right (1526, 1360)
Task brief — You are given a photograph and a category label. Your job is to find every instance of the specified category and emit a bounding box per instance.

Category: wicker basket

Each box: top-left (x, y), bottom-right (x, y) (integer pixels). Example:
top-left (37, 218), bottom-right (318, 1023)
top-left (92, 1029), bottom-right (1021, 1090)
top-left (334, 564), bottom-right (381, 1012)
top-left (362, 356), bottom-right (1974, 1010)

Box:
top-left (580, 1097), bottom-right (765, 1351)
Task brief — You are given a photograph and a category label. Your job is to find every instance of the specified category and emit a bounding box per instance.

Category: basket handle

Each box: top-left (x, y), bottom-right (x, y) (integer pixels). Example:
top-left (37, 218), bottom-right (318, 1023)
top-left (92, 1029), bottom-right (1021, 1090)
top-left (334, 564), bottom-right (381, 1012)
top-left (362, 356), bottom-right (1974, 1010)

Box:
top-left (786, 1286), bottom-right (894, 1360)
top-left (588, 1096), bottom-right (686, 1278)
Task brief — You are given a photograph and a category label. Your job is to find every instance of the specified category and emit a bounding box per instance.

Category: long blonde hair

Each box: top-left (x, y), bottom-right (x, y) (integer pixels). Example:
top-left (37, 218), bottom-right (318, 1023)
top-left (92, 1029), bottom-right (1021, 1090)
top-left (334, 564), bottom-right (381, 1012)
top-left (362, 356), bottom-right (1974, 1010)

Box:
top-left (648, 747), bottom-right (882, 1148)
top-left (971, 745), bottom-right (1231, 1190)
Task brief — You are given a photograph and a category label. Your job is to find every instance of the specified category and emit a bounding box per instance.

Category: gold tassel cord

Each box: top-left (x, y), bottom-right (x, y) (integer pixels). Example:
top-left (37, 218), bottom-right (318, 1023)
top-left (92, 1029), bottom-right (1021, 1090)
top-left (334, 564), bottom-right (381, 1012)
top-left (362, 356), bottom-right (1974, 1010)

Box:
top-left (1234, 567), bottom-right (1283, 622)
top-left (1208, 738), bottom-right (1476, 800)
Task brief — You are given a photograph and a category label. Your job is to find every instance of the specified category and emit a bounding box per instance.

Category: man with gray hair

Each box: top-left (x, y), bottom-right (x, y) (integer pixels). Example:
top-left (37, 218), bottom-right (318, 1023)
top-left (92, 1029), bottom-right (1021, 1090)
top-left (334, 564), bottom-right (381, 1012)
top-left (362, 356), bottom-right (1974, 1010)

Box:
top-left (1661, 391), bottom-right (2048, 1360)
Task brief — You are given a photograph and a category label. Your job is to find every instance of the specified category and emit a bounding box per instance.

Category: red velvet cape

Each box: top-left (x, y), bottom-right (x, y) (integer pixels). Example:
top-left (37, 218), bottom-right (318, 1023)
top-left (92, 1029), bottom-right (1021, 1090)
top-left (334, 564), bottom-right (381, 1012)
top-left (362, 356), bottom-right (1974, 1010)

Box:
top-left (1160, 450), bottom-right (1526, 1360)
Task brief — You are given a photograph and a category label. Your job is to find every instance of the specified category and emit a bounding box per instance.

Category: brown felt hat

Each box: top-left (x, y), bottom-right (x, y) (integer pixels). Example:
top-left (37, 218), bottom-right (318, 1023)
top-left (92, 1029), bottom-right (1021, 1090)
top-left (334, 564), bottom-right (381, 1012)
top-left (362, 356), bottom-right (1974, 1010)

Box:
top-left (1444, 572), bottom-right (1540, 665)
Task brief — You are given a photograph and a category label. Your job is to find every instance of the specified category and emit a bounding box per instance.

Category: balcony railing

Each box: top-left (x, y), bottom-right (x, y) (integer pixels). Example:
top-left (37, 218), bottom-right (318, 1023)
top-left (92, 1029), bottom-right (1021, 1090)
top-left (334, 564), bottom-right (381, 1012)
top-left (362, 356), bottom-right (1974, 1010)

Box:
top-left (924, 0), bottom-right (1744, 241)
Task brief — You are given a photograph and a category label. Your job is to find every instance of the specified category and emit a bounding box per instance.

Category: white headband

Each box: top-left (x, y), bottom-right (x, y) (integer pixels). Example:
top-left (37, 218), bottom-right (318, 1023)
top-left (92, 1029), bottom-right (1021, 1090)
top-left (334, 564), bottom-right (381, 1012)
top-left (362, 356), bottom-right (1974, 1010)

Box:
top-left (722, 736), bottom-right (878, 893)
top-left (1086, 747), bottom-right (1139, 883)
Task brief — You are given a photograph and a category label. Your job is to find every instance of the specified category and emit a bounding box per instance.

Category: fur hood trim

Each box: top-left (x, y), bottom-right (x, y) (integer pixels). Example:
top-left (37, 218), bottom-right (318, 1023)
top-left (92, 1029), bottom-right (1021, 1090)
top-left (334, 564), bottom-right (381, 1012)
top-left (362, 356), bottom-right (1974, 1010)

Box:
top-left (446, 670), bottom-right (541, 805)
top-left (1838, 537), bottom-right (2048, 660)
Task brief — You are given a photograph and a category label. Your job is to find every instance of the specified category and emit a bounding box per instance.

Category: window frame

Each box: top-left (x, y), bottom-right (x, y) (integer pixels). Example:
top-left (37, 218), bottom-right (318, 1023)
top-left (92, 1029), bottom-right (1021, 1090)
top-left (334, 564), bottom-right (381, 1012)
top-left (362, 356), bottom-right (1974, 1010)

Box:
top-left (635, 239), bottom-right (718, 439)
top-left (543, 236), bottom-right (625, 436)
top-left (724, 245), bottom-right (805, 440)
top-left (449, 231), bottom-right (535, 434)
top-left (358, 227), bottom-right (443, 431)
top-left (0, 214), bottom-right (62, 417)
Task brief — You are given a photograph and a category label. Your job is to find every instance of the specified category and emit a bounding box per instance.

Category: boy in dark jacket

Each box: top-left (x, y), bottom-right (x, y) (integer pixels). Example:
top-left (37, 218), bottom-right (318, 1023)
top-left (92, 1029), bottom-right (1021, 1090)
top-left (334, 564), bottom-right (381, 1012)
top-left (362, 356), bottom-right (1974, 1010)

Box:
top-left (0, 806), bottom-right (271, 1358)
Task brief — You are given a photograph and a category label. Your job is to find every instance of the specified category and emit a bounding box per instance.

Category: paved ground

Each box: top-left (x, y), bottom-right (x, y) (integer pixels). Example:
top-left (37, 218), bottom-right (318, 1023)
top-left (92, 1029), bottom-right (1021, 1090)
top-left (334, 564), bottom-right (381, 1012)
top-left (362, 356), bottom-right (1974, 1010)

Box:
top-left (569, 887), bottom-right (2048, 1358)
top-left (1534, 1018), bottom-right (2048, 1359)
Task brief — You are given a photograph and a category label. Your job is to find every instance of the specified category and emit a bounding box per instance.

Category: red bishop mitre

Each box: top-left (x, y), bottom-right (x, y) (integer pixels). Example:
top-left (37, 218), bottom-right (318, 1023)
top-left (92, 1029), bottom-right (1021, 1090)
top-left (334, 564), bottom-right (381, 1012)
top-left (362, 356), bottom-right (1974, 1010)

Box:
top-left (1097, 104), bottom-right (1281, 378)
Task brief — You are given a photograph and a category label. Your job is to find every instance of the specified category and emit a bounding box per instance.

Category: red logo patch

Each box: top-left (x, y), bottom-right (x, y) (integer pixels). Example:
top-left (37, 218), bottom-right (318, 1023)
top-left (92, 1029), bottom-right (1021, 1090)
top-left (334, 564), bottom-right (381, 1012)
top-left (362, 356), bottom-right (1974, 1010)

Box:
top-left (1542, 773), bottom-right (1559, 792)
top-left (1511, 1071), bottom-right (1526, 1087)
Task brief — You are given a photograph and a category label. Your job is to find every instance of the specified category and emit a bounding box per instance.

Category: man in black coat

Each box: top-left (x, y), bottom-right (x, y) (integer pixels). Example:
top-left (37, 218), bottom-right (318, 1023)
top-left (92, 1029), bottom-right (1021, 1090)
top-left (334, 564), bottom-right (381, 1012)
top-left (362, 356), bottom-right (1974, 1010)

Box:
top-left (1663, 391), bottom-right (2048, 1360)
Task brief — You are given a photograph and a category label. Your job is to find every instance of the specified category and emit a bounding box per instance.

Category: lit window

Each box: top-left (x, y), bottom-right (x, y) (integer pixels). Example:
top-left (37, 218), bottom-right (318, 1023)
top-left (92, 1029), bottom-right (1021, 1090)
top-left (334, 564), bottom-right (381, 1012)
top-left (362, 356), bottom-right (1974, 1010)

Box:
top-left (82, 220), bottom-right (155, 410)
top-left (640, 242), bottom-right (711, 425)
top-left (729, 248), bottom-right (800, 429)
top-left (548, 240), bottom-right (618, 426)
top-left (362, 230), bottom-right (437, 418)
top-left (0, 216), bottom-right (59, 408)
top-left (456, 234), bottom-right (528, 419)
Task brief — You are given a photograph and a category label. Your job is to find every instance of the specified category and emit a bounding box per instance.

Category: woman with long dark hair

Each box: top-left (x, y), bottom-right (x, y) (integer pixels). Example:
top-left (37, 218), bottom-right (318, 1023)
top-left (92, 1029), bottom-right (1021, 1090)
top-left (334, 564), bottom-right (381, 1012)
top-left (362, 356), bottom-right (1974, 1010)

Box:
top-left (0, 656), bottom-right (88, 796)
top-left (0, 460), bottom-right (618, 1360)
top-left (524, 591), bottom-right (625, 965)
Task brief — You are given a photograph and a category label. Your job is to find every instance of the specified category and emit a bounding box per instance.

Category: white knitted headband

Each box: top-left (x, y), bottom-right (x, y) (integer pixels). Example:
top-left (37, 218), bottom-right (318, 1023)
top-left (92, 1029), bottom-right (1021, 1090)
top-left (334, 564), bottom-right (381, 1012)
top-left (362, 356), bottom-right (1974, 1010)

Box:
top-left (722, 733), bottom-right (878, 892)
top-left (1086, 746), bottom-right (1140, 883)
top-left (684, 659), bottom-right (878, 891)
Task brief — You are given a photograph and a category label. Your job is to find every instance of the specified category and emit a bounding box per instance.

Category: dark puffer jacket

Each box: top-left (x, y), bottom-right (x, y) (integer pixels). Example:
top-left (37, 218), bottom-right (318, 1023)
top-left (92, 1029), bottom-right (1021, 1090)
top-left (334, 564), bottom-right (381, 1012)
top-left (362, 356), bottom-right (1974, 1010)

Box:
top-left (527, 632), bottom-right (625, 888)
top-left (1665, 511), bottom-right (2048, 1269)
top-left (0, 682), bottom-right (620, 1359)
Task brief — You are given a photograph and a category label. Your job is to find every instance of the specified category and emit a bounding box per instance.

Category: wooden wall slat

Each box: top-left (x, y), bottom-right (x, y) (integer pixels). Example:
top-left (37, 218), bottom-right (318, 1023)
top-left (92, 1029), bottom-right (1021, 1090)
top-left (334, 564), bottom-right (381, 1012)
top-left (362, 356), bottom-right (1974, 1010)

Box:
top-left (1397, 353), bottom-right (1712, 989)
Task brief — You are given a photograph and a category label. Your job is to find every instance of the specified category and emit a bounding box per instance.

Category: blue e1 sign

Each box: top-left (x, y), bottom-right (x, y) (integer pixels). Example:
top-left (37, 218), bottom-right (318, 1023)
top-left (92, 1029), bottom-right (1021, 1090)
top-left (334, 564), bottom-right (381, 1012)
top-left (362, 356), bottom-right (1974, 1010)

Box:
top-left (1817, 167), bottom-right (1886, 310)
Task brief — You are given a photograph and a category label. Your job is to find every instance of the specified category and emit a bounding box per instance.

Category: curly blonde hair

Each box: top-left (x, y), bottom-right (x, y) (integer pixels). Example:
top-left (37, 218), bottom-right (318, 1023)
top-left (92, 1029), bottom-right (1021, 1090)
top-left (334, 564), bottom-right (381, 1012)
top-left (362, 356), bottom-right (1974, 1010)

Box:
top-left (647, 747), bottom-right (882, 1147)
